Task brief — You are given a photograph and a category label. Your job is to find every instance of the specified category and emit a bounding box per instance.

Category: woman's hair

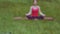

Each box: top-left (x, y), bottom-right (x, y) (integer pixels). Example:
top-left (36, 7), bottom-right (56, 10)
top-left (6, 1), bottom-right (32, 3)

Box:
top-left (33, 0), bottom-right (38, 2)
top-left (32, 0), bottom-right (39, 5)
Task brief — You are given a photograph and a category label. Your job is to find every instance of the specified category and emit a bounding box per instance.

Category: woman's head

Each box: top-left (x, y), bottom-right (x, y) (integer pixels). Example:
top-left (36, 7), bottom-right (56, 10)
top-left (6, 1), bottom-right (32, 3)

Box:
top-left (33, 0), bottom-right (38, 5)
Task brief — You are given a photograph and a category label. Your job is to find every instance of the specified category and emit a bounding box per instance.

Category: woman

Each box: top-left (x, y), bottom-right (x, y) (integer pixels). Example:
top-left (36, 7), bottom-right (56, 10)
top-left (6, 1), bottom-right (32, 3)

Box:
top-left (14, 0), bottom-right (53, 20)
top-left (26, 0), bottom-right (45, 20)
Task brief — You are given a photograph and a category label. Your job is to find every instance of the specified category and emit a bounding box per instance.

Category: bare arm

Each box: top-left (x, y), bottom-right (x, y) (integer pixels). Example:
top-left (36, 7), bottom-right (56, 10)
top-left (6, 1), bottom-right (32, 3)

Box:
top-left (38, 6), bottom-right (45, 16)
top-left (26, 6), bottom-right (32, 16)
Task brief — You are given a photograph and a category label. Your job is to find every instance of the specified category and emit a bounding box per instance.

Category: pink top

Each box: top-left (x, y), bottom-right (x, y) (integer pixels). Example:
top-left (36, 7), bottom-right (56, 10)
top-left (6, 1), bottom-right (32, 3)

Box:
top-left (32, 6), bottom-right (39, 16)
top-left (26, 6), bottom-right (45, 16)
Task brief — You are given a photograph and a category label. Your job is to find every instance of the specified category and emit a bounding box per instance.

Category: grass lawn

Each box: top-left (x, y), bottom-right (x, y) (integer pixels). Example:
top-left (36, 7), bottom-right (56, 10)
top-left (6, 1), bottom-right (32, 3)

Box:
top-left (0, 0), bottom-right (60, 34)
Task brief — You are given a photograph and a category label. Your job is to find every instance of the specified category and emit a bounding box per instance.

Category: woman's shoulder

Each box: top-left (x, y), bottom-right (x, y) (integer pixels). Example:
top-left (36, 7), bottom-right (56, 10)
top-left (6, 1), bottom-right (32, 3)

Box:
top-left (30, 5), bottom-right (34, 7)
top-left (30, 5), bottom-right (40, 8)
top-left (30, 6), bottom-right (35, 8)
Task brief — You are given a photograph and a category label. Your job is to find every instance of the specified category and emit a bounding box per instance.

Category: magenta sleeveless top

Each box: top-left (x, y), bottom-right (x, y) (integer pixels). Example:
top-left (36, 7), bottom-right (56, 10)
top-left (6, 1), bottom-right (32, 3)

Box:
top-left (32, 6), bottom-right (39, 17)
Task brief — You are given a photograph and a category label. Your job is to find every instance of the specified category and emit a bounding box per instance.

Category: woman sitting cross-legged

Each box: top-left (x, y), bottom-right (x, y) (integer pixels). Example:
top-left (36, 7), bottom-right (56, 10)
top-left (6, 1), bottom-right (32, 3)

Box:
top-left (26, 0), bottom-right (53, 20)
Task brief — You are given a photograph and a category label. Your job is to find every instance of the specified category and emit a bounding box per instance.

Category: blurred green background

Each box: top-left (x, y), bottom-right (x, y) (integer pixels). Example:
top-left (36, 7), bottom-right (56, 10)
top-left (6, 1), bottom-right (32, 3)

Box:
top-left (0, 0), bottom-right (60, 34)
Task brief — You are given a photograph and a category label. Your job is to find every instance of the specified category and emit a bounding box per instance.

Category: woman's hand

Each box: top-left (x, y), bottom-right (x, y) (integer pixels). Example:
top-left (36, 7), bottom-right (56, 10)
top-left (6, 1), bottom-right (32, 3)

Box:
top-left (42, 14), bottom-right (46, 17)
top-left (25, 14), bottom-right (28, 16)
top-left (25, 13), bottom-right (30, 16)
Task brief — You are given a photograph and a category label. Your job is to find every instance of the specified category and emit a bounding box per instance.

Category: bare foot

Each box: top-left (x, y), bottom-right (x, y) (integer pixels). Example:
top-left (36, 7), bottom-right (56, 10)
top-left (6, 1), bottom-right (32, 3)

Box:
top-left (44, 17), bottom-right (54, 21)
top-left (24, 17), bottom-right (29, 20)
top-left (14, 17), bottom-right (29, 20)
top-left (13, 17), bottom-right (22, 20)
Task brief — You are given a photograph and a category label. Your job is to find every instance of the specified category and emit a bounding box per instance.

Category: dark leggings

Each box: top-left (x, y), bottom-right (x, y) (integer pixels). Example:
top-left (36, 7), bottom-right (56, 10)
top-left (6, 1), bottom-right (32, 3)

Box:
top-left (26, 15), bottom-right (44, 20)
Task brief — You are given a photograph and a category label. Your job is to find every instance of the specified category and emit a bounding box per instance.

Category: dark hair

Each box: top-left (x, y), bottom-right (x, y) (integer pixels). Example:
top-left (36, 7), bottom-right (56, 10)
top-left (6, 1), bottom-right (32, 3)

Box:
top-left (33, 0), bottom-right (38, 2)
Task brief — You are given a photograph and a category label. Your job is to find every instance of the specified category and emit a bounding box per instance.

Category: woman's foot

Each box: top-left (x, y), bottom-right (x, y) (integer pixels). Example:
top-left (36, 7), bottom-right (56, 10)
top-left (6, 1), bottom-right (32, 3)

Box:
top-left (44, 17), bottom-right (54, 21)
top-left (14, 17), bottom-right (22, 20)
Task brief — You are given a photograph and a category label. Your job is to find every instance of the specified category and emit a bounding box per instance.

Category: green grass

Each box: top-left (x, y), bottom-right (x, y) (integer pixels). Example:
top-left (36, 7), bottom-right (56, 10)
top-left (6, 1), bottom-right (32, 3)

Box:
top-left (0, 0), bottom-right (60, 34)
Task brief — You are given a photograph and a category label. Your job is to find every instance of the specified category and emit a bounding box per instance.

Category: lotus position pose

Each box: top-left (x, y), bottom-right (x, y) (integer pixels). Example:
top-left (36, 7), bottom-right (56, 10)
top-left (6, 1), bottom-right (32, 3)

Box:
top-left (26, 0), bottom-right (45, 20)
top-left (14, 0), bottom-right (53, 20)
top-left (26, 0), bottom-right (53, 20)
